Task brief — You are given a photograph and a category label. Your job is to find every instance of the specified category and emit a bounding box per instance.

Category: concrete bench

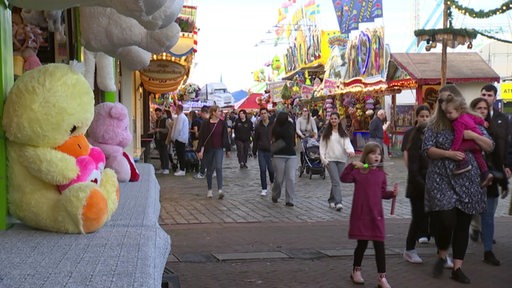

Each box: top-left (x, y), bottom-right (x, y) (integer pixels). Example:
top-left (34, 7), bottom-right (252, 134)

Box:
top-left (0, 164), bottom-right (170, 288)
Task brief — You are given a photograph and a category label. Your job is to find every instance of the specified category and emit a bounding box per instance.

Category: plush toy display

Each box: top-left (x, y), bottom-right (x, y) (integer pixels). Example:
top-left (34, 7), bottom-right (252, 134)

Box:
top-left (2, 63), bottom-right (119, 234)
top-left (88, 102), bottom-right (140, 183)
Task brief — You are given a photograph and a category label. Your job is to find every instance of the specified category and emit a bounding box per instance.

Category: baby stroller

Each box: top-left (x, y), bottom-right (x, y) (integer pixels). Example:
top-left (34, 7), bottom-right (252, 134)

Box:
top-left (299, 138), bottom-right (325, 179)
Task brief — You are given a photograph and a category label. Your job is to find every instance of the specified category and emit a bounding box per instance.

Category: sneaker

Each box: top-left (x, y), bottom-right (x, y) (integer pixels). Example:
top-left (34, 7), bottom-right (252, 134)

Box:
top-left (260, 189), bottom-right (267, 196)
top-left (162, 169), bottom-right (170, 175)
top-left (174, 170), bottom-right (186, 176)
top-left (444, 255), bottom-right (454, 269)
top-left (335, 203), bottom-right (343, 211)
top-left (155, 169), bottom-right (163, 174)
top-left (243, 163), bottom-right (248, 168)
top-left (285, 202), bottom-right (294, 207)
top-left (328, 202), bottom-right (335, 209)
top-left (240, 163), bottom-right (244, 169)
top-left (453, 158), bottom-right (471, 174)
top-left (193, 173), bottom-right (205, 179)
top-left (483, 250), bottom-right (501, 266)
top-left (218, 190), bottom-right (224, 200)
top-left (451, 267), bottom-right (470, 284)
top-left (377, 273), bottom-right (391, 288)
top-left (403, 249), bottom-right (423, 264)
top-left (418, 237), bottom-right (429, 244)
top-left (206, 190), bottom-right (213, 198)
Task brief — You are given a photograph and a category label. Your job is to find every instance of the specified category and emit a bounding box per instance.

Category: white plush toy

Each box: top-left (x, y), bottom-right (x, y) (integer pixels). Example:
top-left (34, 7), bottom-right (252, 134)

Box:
top-left (80, 6), bottom-right (181, 70)
top-left (11, 0), bottom-right (183, 31)
top-left (21, 9), bottom-right (66, 43)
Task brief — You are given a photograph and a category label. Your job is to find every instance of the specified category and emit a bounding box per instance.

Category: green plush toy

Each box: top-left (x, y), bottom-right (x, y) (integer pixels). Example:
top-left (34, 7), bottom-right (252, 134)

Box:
top-left (2, 63), bottom-right (119, 233)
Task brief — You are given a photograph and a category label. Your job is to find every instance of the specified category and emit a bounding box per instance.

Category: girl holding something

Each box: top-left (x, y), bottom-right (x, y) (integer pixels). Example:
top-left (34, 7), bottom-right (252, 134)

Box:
top-left (319, 112), bottom-right (355, 211)
top-left (340, 142), bottom-right (398, 288)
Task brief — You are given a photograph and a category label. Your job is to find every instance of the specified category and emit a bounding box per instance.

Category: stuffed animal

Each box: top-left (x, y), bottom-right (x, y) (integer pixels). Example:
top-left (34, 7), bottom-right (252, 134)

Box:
top-left (11, 0), bottom-right (183, 31)
top-left (2, 63), bottom-right (119, 234)
top-left (79, 6), bottom-right (181, 70)
top-left (88, 102), bottom-right (140, 182)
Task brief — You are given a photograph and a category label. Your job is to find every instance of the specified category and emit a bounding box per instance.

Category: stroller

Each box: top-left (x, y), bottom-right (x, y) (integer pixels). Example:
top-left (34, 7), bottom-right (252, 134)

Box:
top-left (299, 137), bottom-right (325, 179)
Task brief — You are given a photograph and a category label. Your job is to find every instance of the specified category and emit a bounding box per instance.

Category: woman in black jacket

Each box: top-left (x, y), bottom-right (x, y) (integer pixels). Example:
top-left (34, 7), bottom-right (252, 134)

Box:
top-left (197, 105), bottom-right (231, 199)
top-left (270, 111), bottom-right (297, 206)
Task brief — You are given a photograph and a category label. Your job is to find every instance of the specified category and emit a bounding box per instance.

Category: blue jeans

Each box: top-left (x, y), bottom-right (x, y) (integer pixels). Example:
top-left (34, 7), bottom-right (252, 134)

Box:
top-left (481, 196), bottom-right (498, 251)
top-left (204, 148), bottom-right (224, 190)
top-left (155, 139), bottom-right (169, 170)
top-left (257, 150), bottom-right (274, 190)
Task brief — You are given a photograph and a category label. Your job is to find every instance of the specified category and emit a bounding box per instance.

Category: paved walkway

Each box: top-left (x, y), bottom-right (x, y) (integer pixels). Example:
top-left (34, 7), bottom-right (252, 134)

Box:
top-left (157, 154), bottom-right (512, 287)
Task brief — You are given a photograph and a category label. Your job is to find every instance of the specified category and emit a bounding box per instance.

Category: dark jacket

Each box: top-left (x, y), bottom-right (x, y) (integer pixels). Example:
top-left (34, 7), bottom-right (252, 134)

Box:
top-left (196, 119), bottom-right (231, 153)
top-left (404, 125), bottom-right (429, 199)
top-left (233, 118), bottom-right (253, 142)
top-left (486, 109), bottom-right (510, 196)
top-left (252, 119), bottom-right (273, 154)
top-left (272, 113), bottom-right (296, 156)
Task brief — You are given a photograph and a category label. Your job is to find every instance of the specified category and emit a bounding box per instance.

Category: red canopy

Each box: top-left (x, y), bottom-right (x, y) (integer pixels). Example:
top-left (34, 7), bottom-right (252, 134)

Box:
top-left (235, 93), bottom-right (266, 110)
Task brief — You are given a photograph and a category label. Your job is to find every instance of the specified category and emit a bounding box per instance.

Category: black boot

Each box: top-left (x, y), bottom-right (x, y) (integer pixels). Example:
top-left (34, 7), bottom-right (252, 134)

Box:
top-left (451, 268), bottom-right (470, 284)
top-left (483, 250), bottom-right (501, 266)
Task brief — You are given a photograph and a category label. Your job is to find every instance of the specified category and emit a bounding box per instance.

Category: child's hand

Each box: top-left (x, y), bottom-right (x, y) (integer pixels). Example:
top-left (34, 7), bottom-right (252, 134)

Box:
top-left (352, 161), bottom-right (364, 169)
top-left (484, 121), bottom-right (489, 128)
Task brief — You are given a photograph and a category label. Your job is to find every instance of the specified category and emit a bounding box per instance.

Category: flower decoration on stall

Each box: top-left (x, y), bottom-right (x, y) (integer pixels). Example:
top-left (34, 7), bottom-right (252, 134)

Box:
top-left (177, 82), bottom-right (201, 101)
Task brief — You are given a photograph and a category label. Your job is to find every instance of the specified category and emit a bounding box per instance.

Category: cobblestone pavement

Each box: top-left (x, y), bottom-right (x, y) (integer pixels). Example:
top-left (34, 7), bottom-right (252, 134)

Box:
top-left (156, 154), bottom-right (512, 288)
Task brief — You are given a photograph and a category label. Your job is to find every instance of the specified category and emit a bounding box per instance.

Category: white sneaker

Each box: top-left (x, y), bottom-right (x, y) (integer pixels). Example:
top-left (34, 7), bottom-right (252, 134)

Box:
top-left (260, 189), bottom-right (267, 196)
top-left (162, 169), bottom-right (170, 175)
top-left (155, 169), bottom-right (163, 174)
top-left (218, 190), bottom-right (224, 200)
top-left (403, 249), bottom-right (423, 264)
top-left (335, 203), bottom-right (343, 211)
top-left (418, 237), bottom-right (429, 244)
top-left (329, 202), bottom-right (335, 209)
top-left (445, 255), bottom-right (454, 269)
top-left (206, 190), bottom-right (213, 198)
top-left (174, 170), bottom-right (186, 176)
top-left (194, 173), bottom-right (205, 179)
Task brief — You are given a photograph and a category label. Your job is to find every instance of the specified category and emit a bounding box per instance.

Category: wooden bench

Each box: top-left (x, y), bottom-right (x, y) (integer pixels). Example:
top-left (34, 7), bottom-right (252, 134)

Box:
top-left (0, 164), bottom-right (170, 288)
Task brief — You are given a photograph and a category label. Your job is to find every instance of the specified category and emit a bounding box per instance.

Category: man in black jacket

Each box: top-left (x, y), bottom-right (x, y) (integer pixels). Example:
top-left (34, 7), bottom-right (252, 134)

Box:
top-left (252, 108), bottom-right (274, 196)
top-left (470, 84), bottom-right (510, 266)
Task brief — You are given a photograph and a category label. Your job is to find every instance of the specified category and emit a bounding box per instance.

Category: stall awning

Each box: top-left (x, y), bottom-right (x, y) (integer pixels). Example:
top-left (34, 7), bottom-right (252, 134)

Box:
top-left (390, 52), bottom-right (500, 85)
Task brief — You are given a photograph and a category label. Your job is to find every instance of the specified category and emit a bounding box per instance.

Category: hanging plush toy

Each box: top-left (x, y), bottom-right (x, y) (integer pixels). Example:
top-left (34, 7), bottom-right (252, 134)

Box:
top-left (2, 63), bottom-right (119, 234)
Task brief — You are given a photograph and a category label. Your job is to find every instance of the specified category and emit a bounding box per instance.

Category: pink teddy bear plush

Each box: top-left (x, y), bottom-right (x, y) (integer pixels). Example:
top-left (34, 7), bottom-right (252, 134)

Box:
top-left (88, 102), bottom-right (140, 182)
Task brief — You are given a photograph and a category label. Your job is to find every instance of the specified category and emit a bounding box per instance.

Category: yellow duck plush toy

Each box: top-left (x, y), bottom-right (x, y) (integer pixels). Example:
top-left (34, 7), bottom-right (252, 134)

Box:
top-left (2, 63), bottom-right (119, 234)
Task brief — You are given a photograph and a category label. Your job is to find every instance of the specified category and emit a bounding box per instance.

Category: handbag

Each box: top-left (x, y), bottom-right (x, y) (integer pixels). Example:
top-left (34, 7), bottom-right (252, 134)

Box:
top-left (271, 139), bottom-right (286, 153)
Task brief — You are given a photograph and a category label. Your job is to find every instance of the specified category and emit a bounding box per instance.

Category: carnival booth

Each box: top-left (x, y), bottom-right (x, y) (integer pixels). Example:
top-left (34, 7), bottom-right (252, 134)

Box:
top-left (387, 52), bottom-right (500, 154)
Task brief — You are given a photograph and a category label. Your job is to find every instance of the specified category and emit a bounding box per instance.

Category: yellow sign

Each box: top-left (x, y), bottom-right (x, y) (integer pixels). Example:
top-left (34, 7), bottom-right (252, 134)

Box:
top-left (500, 82), bottom-right (512, 101)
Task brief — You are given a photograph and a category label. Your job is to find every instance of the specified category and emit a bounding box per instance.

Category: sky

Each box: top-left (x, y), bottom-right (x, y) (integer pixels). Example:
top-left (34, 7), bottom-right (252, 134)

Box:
top-left (185, 0), bottom-right (512, 92)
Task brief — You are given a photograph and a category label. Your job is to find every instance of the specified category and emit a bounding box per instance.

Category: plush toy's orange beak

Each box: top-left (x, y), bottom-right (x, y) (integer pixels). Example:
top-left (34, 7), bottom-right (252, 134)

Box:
top-left (56, 134), bottom-right (91, 158)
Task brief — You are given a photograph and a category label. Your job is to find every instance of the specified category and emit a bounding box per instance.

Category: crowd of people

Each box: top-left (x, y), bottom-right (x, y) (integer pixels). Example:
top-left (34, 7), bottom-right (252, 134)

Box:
top-left (149, 82), bottom-right (512, 287)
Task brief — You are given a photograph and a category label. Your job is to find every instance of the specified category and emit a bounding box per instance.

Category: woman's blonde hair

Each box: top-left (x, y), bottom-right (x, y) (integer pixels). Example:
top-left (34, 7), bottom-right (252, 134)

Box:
top-left (428, 84), bottom-right (462, 132)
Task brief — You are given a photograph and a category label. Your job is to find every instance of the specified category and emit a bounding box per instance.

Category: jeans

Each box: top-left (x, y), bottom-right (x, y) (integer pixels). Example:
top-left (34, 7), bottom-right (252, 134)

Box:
top-left (325, 161), bottom-right (346, 205)
top-left (257, 150), bottom-right (274, 190)
top-left (481, 196), bottom-right (498, 251)
top-left (204, 148), bottom-right (224, 190)
top-left (155, 139), bottom-right (169, 170)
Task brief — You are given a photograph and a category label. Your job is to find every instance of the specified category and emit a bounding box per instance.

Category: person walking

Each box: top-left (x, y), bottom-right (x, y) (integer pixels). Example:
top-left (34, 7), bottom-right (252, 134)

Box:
top-left (194, 105), bottom-right (209, 179)
top-left (472, 84), bottom-right (511, 239)
top-left (252, 107), bottom-right (274, 196)
top-left (196, 105), bottom-right (231, 199)
top-left (424, 84), bottom-right (493, 284)
top-left (271, 111), bottom-right (297, 207)
top-left (233, 109), bottom-right (254, 169)
top-left (149, 107), bottom-right (170, 174)
top-left (319, 112), bottom-right (355, 211)
top-left (401, 105), bottom-right (433, 263)
top-left (170, 104), bottom-right (189, 176)
top-left (469, 97), bottom-right (508, 266)
top-left (340, 142), bottom-right (398, 288)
